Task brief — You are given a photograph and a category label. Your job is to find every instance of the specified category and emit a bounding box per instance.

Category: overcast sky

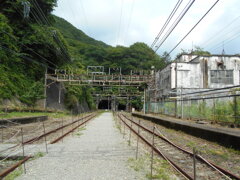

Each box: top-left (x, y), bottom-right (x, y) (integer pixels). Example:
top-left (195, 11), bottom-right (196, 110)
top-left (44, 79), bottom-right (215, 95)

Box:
top-left (53, 0), bottom-right (240, 58)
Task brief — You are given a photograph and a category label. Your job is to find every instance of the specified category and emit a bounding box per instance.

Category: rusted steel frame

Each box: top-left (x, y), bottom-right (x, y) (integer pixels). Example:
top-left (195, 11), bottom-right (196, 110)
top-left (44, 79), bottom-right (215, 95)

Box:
top-left (50, 115), bottom-right (96, 144)
top-left (118, 115), bottom-right (192, 180)
top-left (123, 114), bottom-right (240, 180)
top-left (0, 156), bottom-right (31, 178)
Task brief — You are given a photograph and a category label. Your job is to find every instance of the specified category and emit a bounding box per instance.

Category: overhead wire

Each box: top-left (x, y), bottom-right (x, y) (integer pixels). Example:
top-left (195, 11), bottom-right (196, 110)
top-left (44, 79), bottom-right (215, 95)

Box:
top-left (200, 15), bottom-right (240, 49)
top-left (154, 0), bottom-right (195, 52)
top-left (79, 0), bottom-right (91, 36)
top-left (151, 0), bottom-right (183, 48)
top-left (116, 0), bottom-right (124, 45)
top-left (209, 31), bottom-right (240, 53)
top-left (0, 30), bottom-right (58, 68)
top-left (0, 44), bottom-right (55, 70)
top-left (29, 0), bottom-right (71, 62)
top-left (166, 0), bottom-right (220, 55)
top-left (14, 1), bottom-right (71, 64)
top-left (123, 0), bottom-right (135, 45)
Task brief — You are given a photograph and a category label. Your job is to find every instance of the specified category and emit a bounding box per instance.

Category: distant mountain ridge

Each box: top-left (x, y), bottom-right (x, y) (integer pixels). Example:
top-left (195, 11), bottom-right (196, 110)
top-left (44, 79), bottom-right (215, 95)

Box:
top-left (53, 15), bottom-right (109, 48)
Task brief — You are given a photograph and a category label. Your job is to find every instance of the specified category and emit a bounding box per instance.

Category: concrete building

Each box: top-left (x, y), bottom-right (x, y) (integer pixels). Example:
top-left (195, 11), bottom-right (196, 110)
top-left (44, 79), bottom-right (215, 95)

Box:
top-left (156, 54), bottom-right (240, 98)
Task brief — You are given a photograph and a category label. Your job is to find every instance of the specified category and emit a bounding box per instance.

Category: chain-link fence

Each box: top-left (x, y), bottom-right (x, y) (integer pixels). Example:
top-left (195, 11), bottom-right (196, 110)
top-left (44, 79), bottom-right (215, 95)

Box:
top-left (145, 90), bottom-right (240, 125)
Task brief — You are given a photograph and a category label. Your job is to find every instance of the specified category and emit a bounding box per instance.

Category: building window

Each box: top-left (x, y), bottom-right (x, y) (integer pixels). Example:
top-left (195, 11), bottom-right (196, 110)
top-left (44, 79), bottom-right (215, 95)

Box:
top-left (210, 70), bottom-right (233, 84)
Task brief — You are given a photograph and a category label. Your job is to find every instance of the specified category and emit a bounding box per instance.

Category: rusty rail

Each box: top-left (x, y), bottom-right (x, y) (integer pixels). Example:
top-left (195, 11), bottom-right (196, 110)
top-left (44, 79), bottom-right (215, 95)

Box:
top-left (0, 156), bottom-right (31, 178)
top-left (118, 114), bottom-right (193, 179)
top-left (50, 114), bottom-right (96, 144)
top-left (0, 114), bottom-right (94, 154)
top-left (121, 114), bottom-right (240, 180)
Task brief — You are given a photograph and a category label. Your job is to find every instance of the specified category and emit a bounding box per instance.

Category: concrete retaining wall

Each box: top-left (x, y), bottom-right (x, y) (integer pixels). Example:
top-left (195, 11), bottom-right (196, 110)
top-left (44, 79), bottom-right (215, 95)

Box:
top-left (0, 116), bottom-right (48, 126)
top-left (132, 113), bottom-right (240, 150)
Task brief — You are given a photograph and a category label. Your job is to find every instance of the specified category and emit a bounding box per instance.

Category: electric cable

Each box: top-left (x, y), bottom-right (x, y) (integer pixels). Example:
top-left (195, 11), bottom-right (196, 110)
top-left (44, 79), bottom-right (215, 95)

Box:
top-left (166, 0), bottom-right (220, 55)
top-left (151, 0), bottom-right (183, 48)
top-left (154, 0), bottom-right (195, 52)
top-left (116, 0), bottom-right (124, 45)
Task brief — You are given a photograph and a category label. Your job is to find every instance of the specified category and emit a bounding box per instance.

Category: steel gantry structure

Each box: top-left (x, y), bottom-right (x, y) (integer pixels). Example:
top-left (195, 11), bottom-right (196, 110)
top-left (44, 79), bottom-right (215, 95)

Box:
top-left (45, 67), bottom-right (155, 111)
top-left (46, 72), bottom-right (152, 87)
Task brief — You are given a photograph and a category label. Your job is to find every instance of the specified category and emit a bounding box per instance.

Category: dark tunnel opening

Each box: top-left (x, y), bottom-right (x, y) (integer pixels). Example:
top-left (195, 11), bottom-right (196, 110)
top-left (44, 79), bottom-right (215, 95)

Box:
top-left (98, 100), bottom-right (111, 110)
top-left (118, 104), bottom-right (126, 111)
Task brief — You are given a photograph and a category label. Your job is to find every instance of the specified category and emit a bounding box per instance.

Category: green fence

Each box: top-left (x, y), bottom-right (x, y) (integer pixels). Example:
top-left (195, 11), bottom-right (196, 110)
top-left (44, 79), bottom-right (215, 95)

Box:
top-left (145, 96), bottom-right (240, 125)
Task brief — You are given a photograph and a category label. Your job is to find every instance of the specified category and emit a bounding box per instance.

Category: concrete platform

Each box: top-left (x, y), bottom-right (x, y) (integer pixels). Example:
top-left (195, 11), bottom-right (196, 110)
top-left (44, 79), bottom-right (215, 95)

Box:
top-left (0, 116), bottom-right (48, 126)
top-left (132, 112), bottom-right (240, 150)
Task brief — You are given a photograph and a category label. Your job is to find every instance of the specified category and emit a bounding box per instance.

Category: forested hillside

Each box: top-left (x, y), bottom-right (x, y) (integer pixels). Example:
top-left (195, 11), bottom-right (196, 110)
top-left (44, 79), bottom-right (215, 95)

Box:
top-left (0, 0), bottom-right (166, 111)
top-left (53, 16), bottom-right (166, 74)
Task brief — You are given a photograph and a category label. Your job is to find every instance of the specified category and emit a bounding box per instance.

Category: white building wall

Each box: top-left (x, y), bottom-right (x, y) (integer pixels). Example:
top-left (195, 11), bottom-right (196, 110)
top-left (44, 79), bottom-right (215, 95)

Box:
top-left (179, 54), bottom-right (198, 62)
top-left (170, 63), bottom-right (201, 89)
top-left (198, 56), bottom-right (240, 88)
top-left (157, 55), bottom-right (240, 98)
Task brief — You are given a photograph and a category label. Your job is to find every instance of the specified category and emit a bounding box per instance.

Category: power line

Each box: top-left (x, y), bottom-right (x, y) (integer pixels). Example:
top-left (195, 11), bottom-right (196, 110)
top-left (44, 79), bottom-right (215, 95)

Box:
top-left (29, 1), bottom-right (72, 62)
top-left (123, 0), bottom-right (135, 45)
top-left (0, 29), bottom-right (57, 68)
top-left (79, 0), bottom-right (91, 36)
top-left (116, 0), bottom-right (124, 45)
top-left (0, 44), bottom-right (55, 71)
top-left (151, 0), bottom-right (183, 48)
top-left (154, 0), bottom-right (195, 52)
top-left (209, 30), bottom-right (240, 52)
top-left (167, 0), bottom-right (220, 55)
top-left (200, 15), bottom-right (240, 48)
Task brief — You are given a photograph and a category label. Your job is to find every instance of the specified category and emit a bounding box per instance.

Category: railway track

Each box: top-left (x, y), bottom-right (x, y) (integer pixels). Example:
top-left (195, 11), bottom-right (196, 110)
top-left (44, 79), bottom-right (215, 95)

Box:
top-left (0, 113), bottom-right (96, 154)
top-left (118, 113), bottom-right (240, 180)
top-left (0, 113), bottom-right (96, 178)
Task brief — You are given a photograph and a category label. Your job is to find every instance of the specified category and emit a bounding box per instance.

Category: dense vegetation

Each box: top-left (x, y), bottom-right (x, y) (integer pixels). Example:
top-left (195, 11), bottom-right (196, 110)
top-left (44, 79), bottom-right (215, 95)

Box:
top-left (0, 0), bottom-right (166, 111)
top-left (53, 15), bottom-right (167, 74)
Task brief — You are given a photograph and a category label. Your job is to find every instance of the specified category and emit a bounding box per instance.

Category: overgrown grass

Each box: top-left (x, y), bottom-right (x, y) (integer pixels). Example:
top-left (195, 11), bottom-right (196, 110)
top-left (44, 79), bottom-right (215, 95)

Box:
top-left (128, 155), bottom-right (175, 179)
top-left (146, 159), bottom-right (173, 180)
top-left (186, 139), bottom-right (240, 161)
top-left (4, 165), bottom-right (23, 180)
top-left (75, 126), bottom-right (86, 136)
top-left (150, 97), bottom-right (240, 124)
top-left (32, 152), bottom-right (46, 161)
top-left (0, 111), bottom-right (70, 119)
top-left (128, 157), bottom-right (146, 172)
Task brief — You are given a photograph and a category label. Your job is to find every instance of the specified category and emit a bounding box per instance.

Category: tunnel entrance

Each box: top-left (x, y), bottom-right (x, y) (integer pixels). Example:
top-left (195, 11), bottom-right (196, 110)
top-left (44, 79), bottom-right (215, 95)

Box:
top-left (98, 100), bottom-right (111, 110)
top-left (118, 104), bottom-right (126, 111)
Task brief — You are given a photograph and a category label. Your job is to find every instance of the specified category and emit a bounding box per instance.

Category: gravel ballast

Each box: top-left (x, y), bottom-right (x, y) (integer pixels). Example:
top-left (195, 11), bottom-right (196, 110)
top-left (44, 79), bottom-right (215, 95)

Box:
top-left (16, 112), bottom-right (145, 180)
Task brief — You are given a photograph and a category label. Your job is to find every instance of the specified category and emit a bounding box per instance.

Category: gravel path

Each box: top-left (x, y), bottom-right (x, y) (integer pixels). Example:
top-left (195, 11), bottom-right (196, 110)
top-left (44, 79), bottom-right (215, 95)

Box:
top-left (17, 112), bottom-right (145, 180)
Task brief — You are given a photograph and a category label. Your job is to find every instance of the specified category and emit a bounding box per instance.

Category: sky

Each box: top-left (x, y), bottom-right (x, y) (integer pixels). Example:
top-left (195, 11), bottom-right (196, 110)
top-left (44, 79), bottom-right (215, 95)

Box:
top-left (53, 0), bottom-right (240, 58)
